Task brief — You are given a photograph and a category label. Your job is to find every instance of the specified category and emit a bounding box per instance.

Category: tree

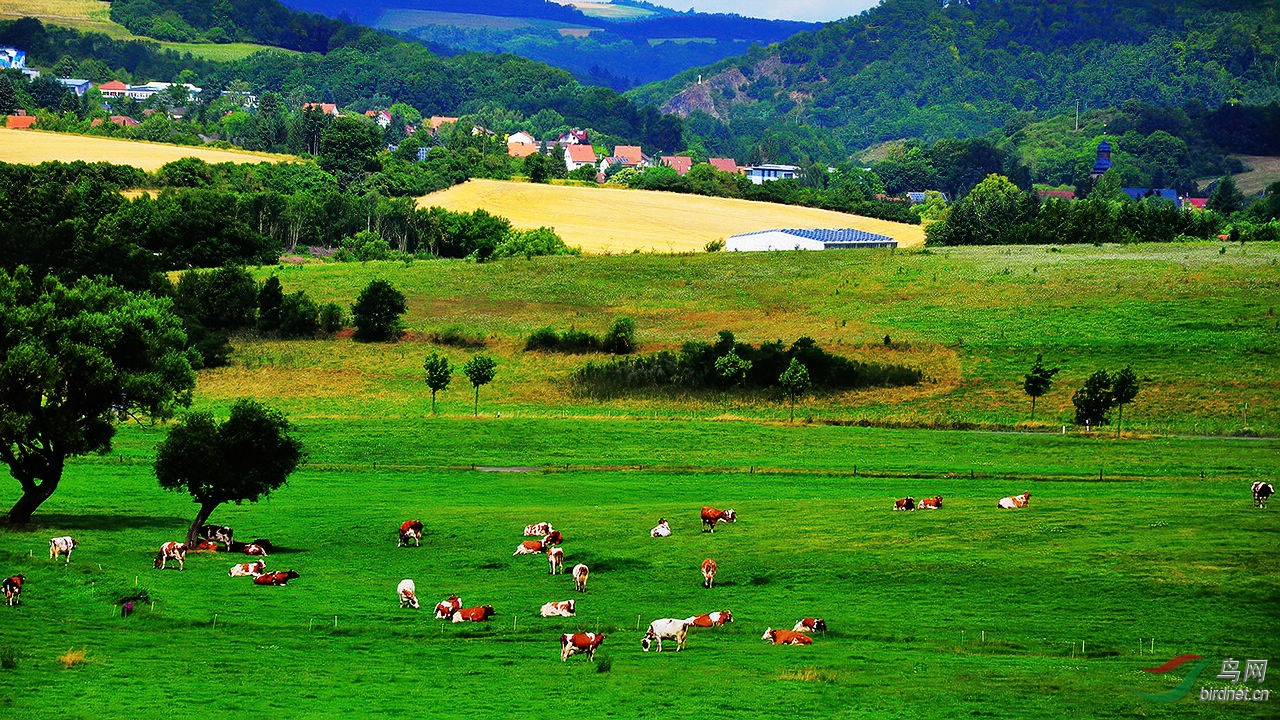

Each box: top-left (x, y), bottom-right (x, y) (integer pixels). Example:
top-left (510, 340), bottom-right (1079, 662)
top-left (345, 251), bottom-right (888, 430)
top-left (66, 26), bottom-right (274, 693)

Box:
top-left (715, 349), bottom-right (752, 389)
top-left (778, 358), bottom-right (811, 422)
top-left (1072, 369), bottom-right (1114, 427)
top-left (423, 352), bottom-right (452, 415)
top-left (1, 270), bottom-right (196, 524)
top-left (1206, 175), bottom-right (1245, 215)
top-left (351, 279), bottom-right (406, 342)
top-left (0, 75), bottom-right (20, 115)
top-left (278, 291), bottom-right (319, 338)
top-left (601, 317), bottom-right (636, 354)
top-left (155, 399), bottom-right (304, 547)
top-left (319, 116), bottom-right (383, 186)
top-left (1110, 366), bottom-right (1140, 436)
top-left (258, 275), bottom-right (283, 333)
top-left (1022, 354), bottom-right (1060, 419)
top-left (462, 354), bottom-right (497, 417)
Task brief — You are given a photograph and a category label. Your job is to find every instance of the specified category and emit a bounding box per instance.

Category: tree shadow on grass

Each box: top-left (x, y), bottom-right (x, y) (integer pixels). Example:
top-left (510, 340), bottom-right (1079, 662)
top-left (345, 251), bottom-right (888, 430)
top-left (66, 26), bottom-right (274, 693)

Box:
top-left (2, 513), bottom-right (187, 532)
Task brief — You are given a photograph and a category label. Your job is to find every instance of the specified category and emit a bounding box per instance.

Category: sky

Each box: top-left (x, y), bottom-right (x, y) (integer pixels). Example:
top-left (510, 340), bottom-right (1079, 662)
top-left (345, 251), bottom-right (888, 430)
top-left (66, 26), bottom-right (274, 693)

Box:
top-left (653, 0), bottom-right (882, 23)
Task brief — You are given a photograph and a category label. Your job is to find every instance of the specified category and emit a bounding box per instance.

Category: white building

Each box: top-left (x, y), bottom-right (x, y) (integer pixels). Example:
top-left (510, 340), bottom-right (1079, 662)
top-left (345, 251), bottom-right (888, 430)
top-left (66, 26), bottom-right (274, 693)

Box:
top-left (745, 164), bottom-right (801, 184)
top-left (56, 78), bottom-right (91, 96)
top-left (725, 228), bottom-right (897, 252)
top-left (0, 47), bottom-right (25, 69)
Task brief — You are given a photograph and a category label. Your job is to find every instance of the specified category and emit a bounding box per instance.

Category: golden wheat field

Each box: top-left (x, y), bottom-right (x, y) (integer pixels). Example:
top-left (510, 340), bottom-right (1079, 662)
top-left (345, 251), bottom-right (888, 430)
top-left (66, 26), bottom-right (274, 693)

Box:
top-left (0, 0), bottom-right (125, 36)
top-left (0, 129), bottom-right (292, 170)
top-left (418, 178), bottom-right (926, 253)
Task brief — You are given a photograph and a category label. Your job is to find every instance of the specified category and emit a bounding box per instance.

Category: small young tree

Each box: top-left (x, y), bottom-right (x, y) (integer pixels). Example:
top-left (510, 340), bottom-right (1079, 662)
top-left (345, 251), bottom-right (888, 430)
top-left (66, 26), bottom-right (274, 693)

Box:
top-left (778, 358), bottom-right (811, 422)
top-left (1022, 353), bottom-right (1060, 419)
top-left (351, 279), bottom-right (406, 342)
top-left (601, 316), bottom-right (637, 354)
top-left (715, 349), bottom-right (752, 389)
top-left (1072, 369), bottom-right (1114, 427)
top-left (257, 276), bottom-right (284, 333)
top-left (1110, 366), bottom-right (1140, 436)
top-left (463, 354), bottom-right (497, 417)
top-left (155, 399), bottom-right (305, 547)
top-left (423, 352), bottom-right (452, 415)
top-left (319, 302), bottom-right (346, 334)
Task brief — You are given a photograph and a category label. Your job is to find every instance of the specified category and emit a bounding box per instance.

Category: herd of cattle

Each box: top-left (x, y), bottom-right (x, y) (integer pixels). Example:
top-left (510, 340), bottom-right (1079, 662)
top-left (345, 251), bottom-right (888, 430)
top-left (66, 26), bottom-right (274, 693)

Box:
top-left (5, 484), bottom-right (1276, 656)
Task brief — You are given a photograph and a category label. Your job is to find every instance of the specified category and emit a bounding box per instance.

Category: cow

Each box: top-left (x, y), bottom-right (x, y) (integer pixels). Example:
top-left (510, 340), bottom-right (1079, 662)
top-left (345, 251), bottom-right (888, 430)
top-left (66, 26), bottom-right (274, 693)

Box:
top-left (452, 605), bottom-right (495, 623)
top-left (399, 520), bottom-right (424, 548)
top-left (514, 540), bottom-right (545, 556)
top-left (153, 542), bottom-right (187, 571)
top-left (241, 543), bottom-right (269, 557)
top-left (434, 595), bottom-right (461, 620)
top-left (397, 579), bottom-right (419, 609)
top-left (49, 536), bottom-right (77, 563)
top-left (701, 507), bottom-right (737, 533)
top-left (918, 496), bottom-right (943, 510)
top-left (793, 618), bottom-right (828, 633)
top-left (1253, 482), bottom-right (1275, 509)
top-left (200, 525), bottom-right (234, 547)
top-left (524, 522), bottom-right (553, 537)
top-left (560, 632), bottom-right (606, 662)
top-left (762, 628), bottom-right (813, 645)
top-left (247, 538), bottom-right (274, 553)
top-left (894, 497), bottom-right (916, 511)
top-left (193, 541), bottom-right (219, 553)
top-left (650, 519), bottom-right (671, 537)
top-left (642, 618), bottom-right (692, 653)
top-left (543, 530), bottom-right (563, 546)
top-left (572, 564), bottom-right (589, 593)
top-left (686, 610), bottom-right (733, 628)
top-left (253, 570), bottom-right (299, 586)
top-left (547, 547), bottom-right (565, 575)
top-left (228, 561), bottom-right (265, 578)
top-left (539, 600), bottom-right (576, 618)
top-left (997, 492), bottom-right (1031, 509)
top-left (701, 558), bottom-right (718, 589)
top-left (2, 575), bottom-right (23, 607)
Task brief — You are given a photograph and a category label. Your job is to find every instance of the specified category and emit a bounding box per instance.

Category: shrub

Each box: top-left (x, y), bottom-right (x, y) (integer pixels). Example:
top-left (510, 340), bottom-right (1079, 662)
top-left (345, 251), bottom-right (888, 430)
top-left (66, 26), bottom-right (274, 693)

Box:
top-left (337, 230), bottom-right (395, 262)
top-left (319, 302), bottom-right (346, 334)
top-left (1, 645), bottom-right (18, 670)
top-left (491, 227), bottom-right (579, 260)
top-left (601, 317), bottom-right (637, 354)
top-left (279, 291), bottom-right (320, 338)
top-left (704, 239), bottom-right (725, 252)
top-left (351, 280), bottom-right (406, 342)
top-left (595, 654), bottom-right (613, 673)
top-left (429, 327), bottom-right (486, 349)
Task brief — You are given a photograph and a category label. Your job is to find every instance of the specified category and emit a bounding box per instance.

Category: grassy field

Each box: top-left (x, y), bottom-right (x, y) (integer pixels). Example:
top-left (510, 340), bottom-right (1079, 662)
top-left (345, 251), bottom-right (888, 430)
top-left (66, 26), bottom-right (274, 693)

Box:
top-left (555, 0), bottom-right (657, 20)
top-left (1223, 155), bottom-right (1280, 197)
top-left (419, 179), bottom-right (926, 253)
top-left (376, 8), bottom-right (600, 33)
top-left (0, 129), bottom-right (293, 170)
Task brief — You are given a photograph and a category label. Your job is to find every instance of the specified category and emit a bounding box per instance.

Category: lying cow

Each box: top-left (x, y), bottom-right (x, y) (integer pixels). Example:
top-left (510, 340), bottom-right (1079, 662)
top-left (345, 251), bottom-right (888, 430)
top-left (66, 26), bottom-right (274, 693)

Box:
top-left (200, 525), bottom-right (234, 546)
top-left (642, 618), bottom-right (692, 653)
top-left (547, 547), bottom-right (564, 575)
top-left (514, 539), bottom-right (546, 556)
top-left (894, 496), bottom-right (916, 511)
top-left (701, 558), bottom-right (718, 589)
top-left (686, 610), bottom-right (733, 628)
top-left (701, 507), bottom-right (737, 533)
top-left (918, 496), bottom-right (942, 510)
top-left (253, 570), bottom-right (299, 586)
top-left (49, 536), bottom-right (77, 563)
top-left (242, 543), bottom-right (268, 557)
top-left (153, 541), bottom-right (187, 571)
top-left (524, 522), bottom-right (553, 537)
top-left (543, 530), bottom-right (563, 546)
top-left (434, 595), bottom-right (461, 619)
top-left (762, 627), bottom-right (813, 645)
top-left (452, 605), bottom-right (495, 623)
top-left (228, 561), bottom-right (265, 578)
top-left (540, 600), bottom-right (576, 618)
top-left (193, 541), bottom-right (219, 553)
top-left (572, 564), bottom-right (590, 593)
top-left (1254, 481), bottom-right (1275, 509)
top-left (397, 579), bottom-right (419, 609)
top-left (2, 575), bottom-right (23, 607)
top-left (650, 519), bottom-right (671, 537)
top-left (793, 617), bottom-right (827, 633)
top-left (560, 632), bottom-right (606, 662)
top-left (399, 520), bottom-right (424, 548)
top-left (997, 492), bottom-right (1031, 509)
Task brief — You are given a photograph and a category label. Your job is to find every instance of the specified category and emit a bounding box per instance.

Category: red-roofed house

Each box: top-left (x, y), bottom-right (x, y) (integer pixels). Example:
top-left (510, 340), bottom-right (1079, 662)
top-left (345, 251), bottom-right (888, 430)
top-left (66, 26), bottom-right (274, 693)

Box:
top-left (508, 142), bottom-right (539, 159)
top-left (708, 157), bottom-right (738, 174)
top-left (302, 103), bottom-right (339, 116)
top-left (1036, 189), bottom-right (1075, 201)
top-left (660, 156), bottom-right (693, 175)
top-left (613, 145), bottom-right (645, 168)
top-left (565, 144), bottom-right (598, 171)
top-left (3, 115), bottom-right (36, 129)
top-left (1183, 197), bottom-right (1208, 210)
top-left (364, 109), bottom-right (392, 127)
top-left (98, 80), bottom-right (128, 99)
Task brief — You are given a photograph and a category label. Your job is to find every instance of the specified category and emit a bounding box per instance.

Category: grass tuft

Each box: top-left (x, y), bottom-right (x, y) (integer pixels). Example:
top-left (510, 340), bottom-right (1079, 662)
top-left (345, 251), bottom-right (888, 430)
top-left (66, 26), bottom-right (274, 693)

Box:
top-left (0, 646), bottom-right (18, 670)
top-left (595, 654), bottom-right (613, 673)
top-left (57, 648), bottom-right (89, 670)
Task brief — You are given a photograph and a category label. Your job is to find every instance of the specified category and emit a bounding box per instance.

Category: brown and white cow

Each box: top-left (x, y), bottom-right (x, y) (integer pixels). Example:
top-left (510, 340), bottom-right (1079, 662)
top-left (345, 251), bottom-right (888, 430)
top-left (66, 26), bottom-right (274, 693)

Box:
top-left (894, 497), bottom-right (916, 511)
top-left (997, 492), bottom-right (1031, 509)
top-left (49, 536), bottom-right (77, 563)
top-left (650, 519), bottom-right (671, 537)
top-left (200, 525), bottom-right (234, 546)
top-left (547, 547), bottom-right (565, 575)
top-left (228, 560), bottom-right (265, 578)
top-left (524, 522), bottom-right (553, 537)
top-left (452, 605), bottom-right (495, 623)
top-left (397, 579), bottom-right (419, 609)
top-left (398, 520), bottom-right (424, 548)
top-left (543, 530), bottom-right (563, 546)
top-left (434, 594), bottom-right (461, 619)
top-left (762, 627), bottom-right (813, 645)
top-left (686, 610), bottom-right (733, 628)
top-left (514, 540), bottom-right (545, 556)
top-left (2, 575), bottom-right (24, 607)
top-left (153, 542), bottom-right (187, 571)
top-left (572, 564), bottom-right (590, 593)
top-left (701, 558), bottom-right (718, 589)
top-left (642, 618), bottom-right (691, 653)
top-left (241, 542), bottom-right (269, 557)
top-left (1253, 482), bottom-right (1275, 509)
top-left (701, 507), bottom-right (737, 533)
top-left (539, 600), bottom-right (576, 618)
top-left (253, 570), bottom-right (299, 586)
top-left (560, 632), bottom-right (606, 662)
top-left (793, 618), bottom-right (827, 633)
top-left (918, 496), bottom-right (942, 510)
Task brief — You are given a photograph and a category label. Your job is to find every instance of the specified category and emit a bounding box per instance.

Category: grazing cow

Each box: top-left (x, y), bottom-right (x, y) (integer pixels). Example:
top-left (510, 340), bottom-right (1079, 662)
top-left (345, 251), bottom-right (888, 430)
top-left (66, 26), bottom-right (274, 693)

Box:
top-left (894, 497), bottom-right (916, 511)
top-left (642, 618), bottom-right (692, 653)
top-left (572, 564), bottom-right (589, 593)
top-left (524, 522), bottom-right (553, 537)
top-left (918, 496), bottom-right (942, 510)
top-left (452, 605), bottom-right (495, 623)
top-left (650, 519), bottom-right (671, 537)
top-left (701, 558), bottom-right (718, 589)
top-left (253, 570), bottom-right (299, 586)
top-left (547, 547), bottom-right (565, 575)
top-left (3, 575), bottom-right (24, 606)
top-left (514, 540), bottom-right (545, 556)
top-left (686, 610), bottom-right (733, 628)
top-left (228, 561), bottom-right (265, 578)
top-left (434, 595), bottom-right (461, 619)
top-left (539, 600), bottom-right (576, 618)
top-left (200, 525), bottom-right (234, 546)
top-left (543, 530), bottom-right (563, 546)
top-left (762, 628), bottom-right (813, 645)
top-left (701, 507), bottom-right (737, 533)
top-left (398, 520), bottom-right (424, 548)
top-left (153, 542), bottom-right (187, 571)
top-left (1253, 482), bottom-right (1275, 509)
top-left (397, 579), bottom-right (419, 609)
top-left (997, 492), bottom-right (1031, 509)
top-left (560, 632), bottom-right (606, 662)
top-left (793, 618), bottom-right (828, 633)
top-left (49, 536), bottom-right (77, 563)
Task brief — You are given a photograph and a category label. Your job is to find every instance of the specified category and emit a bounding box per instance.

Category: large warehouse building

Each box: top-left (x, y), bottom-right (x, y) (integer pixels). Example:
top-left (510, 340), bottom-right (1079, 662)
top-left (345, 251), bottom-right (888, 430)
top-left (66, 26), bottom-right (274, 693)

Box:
top-left (725, 228), bottom-right (898, 252)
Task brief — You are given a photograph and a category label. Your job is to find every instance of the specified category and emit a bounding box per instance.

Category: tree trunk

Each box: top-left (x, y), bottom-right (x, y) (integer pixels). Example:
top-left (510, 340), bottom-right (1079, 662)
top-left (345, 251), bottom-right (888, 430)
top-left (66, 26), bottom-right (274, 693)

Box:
top-left (1116, 404), bottom-right (1123, 438)
top-left (4, 477), bottom-right (58, 525)
top-left (431, 389), bottom-right (437, 415)
top-left (789, 394), bottom-right (795, 423)
top-left (186, 502), bottom-right (219, 548)
top-left (1030, 395), bottom-right (1037, 420)
top-left (473, 386), bottom-right (479, 417)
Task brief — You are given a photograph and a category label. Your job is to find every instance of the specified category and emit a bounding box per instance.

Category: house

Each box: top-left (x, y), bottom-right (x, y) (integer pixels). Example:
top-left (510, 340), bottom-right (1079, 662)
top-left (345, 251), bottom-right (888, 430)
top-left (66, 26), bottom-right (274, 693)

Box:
top-left (90, 115), bottom-right (141, 128)
top-left (708, 157), bottom-right (738, 174)
top-left (660, 156), bottom-right (693, 176)
top-left (508, 142), bottom-right (540, 159)
top-left (220, 90), bottom-right (258, 108)
top-left (557, 129), bottom-right (589, 145)
top-left (1182, 197), bottom-right (1208, 210)
top-left (3, 115), bottom-right (36, 129)
top-left (612, 145), bottom-right (645, 168)
top-left (56, 78), bottom-right (92, 96)
top-left (565, 144), bottom-right (598, 171)
top-left (127, 82), bottom-right (201, 101)
top-left (906, 191), bottom-right (950, 203)
top-left (1122, 187), bottom-right (1181, 207)
top-left (725, 228), bottom-right (897, 252)
top-left (97, 80), bottom-right (128, 99)
top-left (507, 131), bottom-right (536, 145)
top-left (302, 102), bottom-right (340, 116)
top-left (427, 116), bottom-right (458, 135)
top-left (472, 125), bottom-right (495, 137)
top-left (745, 164), bottom-right (800, 184)
top-left (364, 110), bottom-right (392, 127)
top-left (0, 47), bottom-right (25, 69)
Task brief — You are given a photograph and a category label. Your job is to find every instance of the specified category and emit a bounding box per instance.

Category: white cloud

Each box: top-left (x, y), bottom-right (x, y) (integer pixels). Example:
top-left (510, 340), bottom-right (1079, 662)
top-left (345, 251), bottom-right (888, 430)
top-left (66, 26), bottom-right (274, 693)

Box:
top-left (658, 0), bottom-right (882, 23)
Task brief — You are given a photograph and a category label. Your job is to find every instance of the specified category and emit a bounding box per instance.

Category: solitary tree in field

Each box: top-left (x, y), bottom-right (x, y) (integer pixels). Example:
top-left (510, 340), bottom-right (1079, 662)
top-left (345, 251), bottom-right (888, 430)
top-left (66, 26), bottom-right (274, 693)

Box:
top-left (1072, 369), bottom-right (1114, 427)
top-left (463, 354), bottom-right (497, 417)
top-left (715, 350), bottom-right (752, 389)
top-left (779, 358), bottom-right (811, 423)
top-left (1022, 354), bottom-right (1059, 419)
top-left (351, 279), bottom-right (407, 342)
top-left (155, 399), bottom-right (305, 547)
top-left (1, 270), bottom-right (196, 524)
top-left (423, 352), bottom-right (452, 415)
top-left (1110, 366), bottom-right (1140, 436)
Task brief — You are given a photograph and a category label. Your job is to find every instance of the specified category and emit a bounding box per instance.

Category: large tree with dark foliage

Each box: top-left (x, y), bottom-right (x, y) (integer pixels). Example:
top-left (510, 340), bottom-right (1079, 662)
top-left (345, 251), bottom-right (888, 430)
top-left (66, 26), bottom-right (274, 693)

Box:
top-left (351, 280), bottom-right (407, 342)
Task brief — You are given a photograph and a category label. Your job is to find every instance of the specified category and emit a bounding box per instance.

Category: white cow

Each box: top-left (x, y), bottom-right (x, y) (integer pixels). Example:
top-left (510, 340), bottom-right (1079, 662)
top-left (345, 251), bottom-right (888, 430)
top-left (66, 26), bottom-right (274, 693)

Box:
top-left (524, 522), bottom-right (553, 537)
top-left (997, 492), bottom-right (1031, 509)
top-left (153, 541), bottom-right (186, 570)
top-left (547, 547), bottom-right (564, 575)
top-left (650, 519), bottom-right (671, 537)
top-left (228, 561), bottom-right (265, 578)
top-left (572, 564), bottom-right (589, 593)
top-left (49, 536), bottom-right (77, 563)
top-left (397, 579), bottom-right (419, 609)
top-left (540, 600), bottom-right (576, 617)
top-left (641, 618), bottom-right (691, 652)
